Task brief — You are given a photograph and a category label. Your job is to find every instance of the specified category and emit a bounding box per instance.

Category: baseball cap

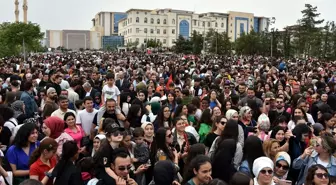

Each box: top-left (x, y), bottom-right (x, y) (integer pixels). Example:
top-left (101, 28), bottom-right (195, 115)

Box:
top-left (105, 122), bottom-right (125, 134)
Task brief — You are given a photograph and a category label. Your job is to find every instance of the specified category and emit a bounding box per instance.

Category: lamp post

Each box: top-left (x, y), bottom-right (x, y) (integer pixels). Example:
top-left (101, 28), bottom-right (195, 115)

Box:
top-left (270, 17), bottom-right (276, 57)
top-left (18, 32), bottom-right (26, 62)
top-left (202, 19), bottom-right (216, 56)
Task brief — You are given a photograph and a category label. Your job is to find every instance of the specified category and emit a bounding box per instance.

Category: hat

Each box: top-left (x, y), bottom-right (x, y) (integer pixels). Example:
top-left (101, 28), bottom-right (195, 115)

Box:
top-left (47, 87), bottom-right (56, 94)
top-left (265, 92), bottom-right (275, 99)
top-left (252, 157), bottom-right (274, 177)
top-left (94, 134), bottom-right (106, 140)
top-left (105, 122), bottom-right (125, 134)
top-left (275, 152), bottom-right (291, 166)
top-left (141, 122), bottom-right (153, 130)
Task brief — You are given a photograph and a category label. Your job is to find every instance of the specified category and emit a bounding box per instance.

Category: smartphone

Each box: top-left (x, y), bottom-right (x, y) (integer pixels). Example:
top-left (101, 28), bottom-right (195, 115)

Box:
top-left (278, 180), bottom-right (292, 185)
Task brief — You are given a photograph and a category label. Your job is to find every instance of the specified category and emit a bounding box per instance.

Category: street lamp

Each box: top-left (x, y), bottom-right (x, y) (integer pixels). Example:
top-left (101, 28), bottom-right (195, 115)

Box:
top-left (270, 17), bottom-right (276, 57)
top-left (202, 19), bottom-right (216, 55)
top-left (17, 32), bottom-right (26, 62)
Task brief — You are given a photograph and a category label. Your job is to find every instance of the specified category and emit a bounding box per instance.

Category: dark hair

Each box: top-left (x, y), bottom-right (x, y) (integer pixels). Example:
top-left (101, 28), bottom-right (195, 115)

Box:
top-left (191, 97), bottom-right (201, 108)
top-left (187, 104), bottom-right (197, 114)
top-left (75, 100), bottom-right (83, 109)
top-left (127, 104), bottom-right (142, 127)
top-left (154, 105), bottom-right (172, 128)
top-left (112, 148), bottom-right (130, 164)
top-left (13, 123), bottom-right (38, 148)
top-left (58, 95), bottom-right (68, 102)
top-left (320, 113), bottom-right (333, 128)
top-left (24, 81), bottom-right (33, 91)
top-left (209, 179), bottom-right (228, 185)
top-left (77, 157), bottom-right (95, 174)
top-left (4, 92), bottom-right (17, 106)
top-left (199, 108), bottom-right (213, 129)
top-left (242, 136), bottom-right (265, 177)
top-left (183, 143), bottom-right (206, 176)
top-left (53, 141), bottom-right (79, 179)
top-left (305, 164), bottom-right (330, 185)
top-left (150, 128), bottom-right (173, 165)
top-left (19, 179), bottom-right (43, 185)
top-left (182, 155), bottom-right (211, 184)
top-left (64, 112), bottom-right (76, 122)
top-left (0, 105), bottom-right (14, 122)
top-left (83, 96), bottom-right (93, 104)
top-left (29, 138), bottom-right (58, 166)
top-left (101, 118), bottom-right (115, 132)
top-left (133, 127), bottom-right (145, 137)
top-left (106, 73), bottom-right (114, 80)
top-left (175, 104), bottom-right (187, 117)
top-left (217, 119), bottom-right (238, 145)
top-left (292, 124), bottom-right (311, 141)
top-left (320, 134), bottom-right (336, 154)
top-left (230, 172), bottom-right (251, 185)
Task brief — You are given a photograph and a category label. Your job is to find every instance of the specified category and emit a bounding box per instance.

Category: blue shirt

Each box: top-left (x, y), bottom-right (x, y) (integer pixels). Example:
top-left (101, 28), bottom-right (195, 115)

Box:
top-left (6, 141), bottom-right (40, 170)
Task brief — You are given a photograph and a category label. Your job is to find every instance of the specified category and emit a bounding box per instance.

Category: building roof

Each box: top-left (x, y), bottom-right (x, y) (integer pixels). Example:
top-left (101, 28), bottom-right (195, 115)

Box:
top-left (126, 9), bottom-right (152, 13)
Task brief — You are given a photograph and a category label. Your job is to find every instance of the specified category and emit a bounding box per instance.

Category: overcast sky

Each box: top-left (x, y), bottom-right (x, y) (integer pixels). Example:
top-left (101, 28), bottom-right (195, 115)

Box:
top-left (0, 0), bottom-right (332, 33)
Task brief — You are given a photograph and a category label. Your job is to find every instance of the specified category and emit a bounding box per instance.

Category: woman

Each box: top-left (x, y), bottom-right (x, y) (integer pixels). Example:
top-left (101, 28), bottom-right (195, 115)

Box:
top-left (305, 164), bottom-right (330, 185)
top-left (166, 92), bottom-right (177, 114)
top-left (320, 113), bottom-right (335, 134)
top-left (64, 112), bottom-right (85, 149)
top-left (225, 109), bottom-right (244, 146)
top-left (221, 99), bottom-right (232, 115)
top-left (0, 105), bottom-right (17, 146)
top-left (29, 138), bottom-right (58, 185)
top-left (153, 105), bottom-right (172, 131)
top-left (203, 116), bottom-right (226, 149)
top-left (211, 106), bottom-right (222, 122)
top-left (288, 107), bottom-right (309, 130)
top-left (91, 135), bottom-right (105, 157)
top-left (191, 97), bottom-right (202, 121)
top-left (121, 131), bottom-right (135, 161)
top-left (120, 93), bottom-right (132, 116)
top-left (3, 92), bottom-right (16, 106)
top-left (175, 104), bottom-right (188, 118)
top-left (93, 92), bottom-right (102, 110)
top-left (239, 136), bottom-right (265, 176)
top-left (209, 119), bottom-right (243, 169)
top-left (183, 143), bottom-right (207, 176)
top-left (270, 126), bottom-right (289, 152)
top-left (252, 157), bottom-right (275, 185)
top-left (230, 172), bottom-right (252, 185)
top-left (273, 152), bottom-right (291, 183)
top-left (238, 106), bottom-right (257, 140)
top-left (128, 104), bottom-right (143, 128)
top-left (141, 122), bottom-right (154, 146)
top-left (209, 90), bottom-right (222, 109)
top-left (52, 141), bottom-right (83, 185)
top-left (263, 139), bottom-right (280, 161)
top-left (182, 155), bottom-right (212, 185)
top-left (137, 90), bottom-right (148, 105)
top-left (141, 102), bottom-right (161, 124)
top-left (11, 100), bottom-right (27, 125)
top-left (293, 134), bottom-right (336, 185)
top-left (6, 123), bottom-right (40, 184)
top-left (43, 116), bottom-right (74, 156)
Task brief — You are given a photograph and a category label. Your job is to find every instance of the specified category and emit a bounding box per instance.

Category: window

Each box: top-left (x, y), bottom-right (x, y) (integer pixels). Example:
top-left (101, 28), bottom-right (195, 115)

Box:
top-left (144, 38), bottom-right (147, 43)
top-left (157, 29), bottom-right (160, 34)
top-left (194, 20), bottom-right (197, 26)
top-left (145, 12), bottom-right (147, 15)
top-left (144, 28), bottom-right (148, 33)
top-left (202, 21), bottom-right (205, 27)
top-left (136, 12), bottom-right (139, 14)
top-left (136, 17), bottom-right (139, 23)
top-left (221, 23), bottom-right (224, 28)
top-left (151, 29), bottom-right (154, 34)
top-left (136, 28), bottom-right (140, 33)
top-left (215, 22), bottom-right (218, 27)
top-left (130, 28), bottom-right (132, 33)
top-left (172, 29), bottom-right (175, 34)
top-left (163, 39), bottom-right (166, 44)
top-left (144, 17), bottom-right (148, 23)
top-left (151, 18), bottom-right (154, 24)
top-left (157, 19), bottom-right (160, 24)
top-left (163, 19), bottom-right (167, 24)
top-left (208, 22), bottom-right (210, 27)
top-left (130, 18), bottom-right (132, 23)
top-left (172, 19), bottom-right (175, 24)
top-left (157, 39), bottom-right (160, 42)
top-left (163, 29), bottom-right (167, 34)
top-left (136, 38), bottom-right (139, 42)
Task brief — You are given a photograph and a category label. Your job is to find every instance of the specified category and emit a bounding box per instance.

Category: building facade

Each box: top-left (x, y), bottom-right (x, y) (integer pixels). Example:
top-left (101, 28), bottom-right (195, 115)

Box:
top-left (91, 12), bottom-right (127, 36)
top-left (117, 8), bottom-right (270, 48)
top-left (45, 30), bottom-right (101, 50)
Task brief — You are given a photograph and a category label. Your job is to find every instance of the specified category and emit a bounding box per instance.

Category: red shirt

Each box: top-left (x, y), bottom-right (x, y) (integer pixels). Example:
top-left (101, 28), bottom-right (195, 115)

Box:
top-left (29, 156), bottom-right (57, 185)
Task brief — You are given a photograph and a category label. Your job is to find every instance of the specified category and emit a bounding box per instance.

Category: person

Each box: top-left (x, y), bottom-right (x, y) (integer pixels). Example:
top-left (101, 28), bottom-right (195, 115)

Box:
top-left (263, 139), bottom-right (280, 161)
top-left (238, 106), bottom-right (257, 140)
top-left (183, 143), bottom-right (207, 176)
top-left (152, 160), bottom-right (179, 185)
top-left (6, 123), bottom-right (40, 184)
top-left (133, 127), bottom-right (150, 168)
top-left (230, 172), bottom-right (252, 185)
top-left (29, 138), bottom-right (58, 185)
top-left (197, 109), bottom-right (213, 143)
top-left (64, 112), bottom-right (85, 149)
top-left (42, 87), bottom-right (59, 119)
top-left (203, 116), bottom-right (226, 149)
top-left (182, 155), bottom-right (212, 185)
top-left (293, 134), bottom-right (336, 185)
top-left (305, 164), bottom-right (330, 185)
top-left (20, 81), bottom-right (38, 118)
top-left (0, 105), bottom-right (18, 146)
top-left (11, 100), bottom-right (28, 125)
top-left (102, 72), bottom-right (121, 105)
top-left (252, 157), bottom-right (275, 185)
top-left (51, 95), bottom-right (76, 120)
top-left (19, 179), bottom-right (43, 185)
top-left (51, 141), bottom-right (83, 185)
top-left (273, 152), bottom-right (291, 183)
top-left (76, 96), bottom-right (98, 137)
top-left (91, 134), bottom-right (105, 157)
top-left (42, 116), bottom-right (74, 156)
top-left (153, 105), bottom-right (173, 131)
top-left (141, 122), bottom-right (154, 146)
top-left (270, 126), bottom-right (289, 152)
top-left (82, 82), bottom-right (99, 100)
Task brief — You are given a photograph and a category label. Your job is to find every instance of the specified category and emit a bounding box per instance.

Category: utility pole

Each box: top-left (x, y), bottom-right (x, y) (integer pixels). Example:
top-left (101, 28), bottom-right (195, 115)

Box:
top-left (270, 17), bottom-right (276, 57)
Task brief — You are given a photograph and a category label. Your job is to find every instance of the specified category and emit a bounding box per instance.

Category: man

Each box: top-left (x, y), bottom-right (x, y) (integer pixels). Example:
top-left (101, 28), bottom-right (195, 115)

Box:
top-left (115, 71), bottom-right (129, 92)
top-left (20, 81), bottom-right (38, 118)
top-left (48, 71), bottom-right (62, 95)
top-left (238, 87), bottom-right (263, 108)
top-left (67, 80), bottom-right (79, 104)
top-left (268, 96), bottom-right (291, 125)
top-left (89, 71), bottom-right (103, 93)
top-left (76, 96), bottom-right (98, 136)
top-left (99, 149), bottom-right (139, 185)
top-left (51, 95), bottom-right (76, 120)
top-left (192, 77), bottom-right (202, 97)
top-left (38, 72), bottom-right (49, 89)
top-left (83, 82), bottom-right (98, 100)
top-left (43, 87), bottom-right (59, 119)
top-left (93, 99), bottom-right (127, 130)
top-left (237, 82), bottom-right (247, 100)
top-left (59, 74), bottom-right (70, 90)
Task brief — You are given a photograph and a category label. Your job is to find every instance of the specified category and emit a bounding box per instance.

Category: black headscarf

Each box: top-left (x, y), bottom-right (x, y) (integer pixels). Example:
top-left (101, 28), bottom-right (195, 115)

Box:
top-left (153, 160), bottom-right (176, 185)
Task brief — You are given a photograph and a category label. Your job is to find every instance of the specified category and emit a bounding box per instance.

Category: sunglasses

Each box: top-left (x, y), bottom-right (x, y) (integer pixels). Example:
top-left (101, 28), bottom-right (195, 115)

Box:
top-left (220, 121), bottom-right (227, 125)
top-left (315, 173), bottom-right (329, 179)
top-left (260, 170), bottom-right (273, 175)
top-left (224, 87), bottom-right (230, 89)
top-left (118, 165), bottom-right (132, 172)
top-left (112, 130), bottom-right (124, 137)
top-left (166, 133), bottom-right (172, 138)
top-left (276, 163), bottom-right (289, 170)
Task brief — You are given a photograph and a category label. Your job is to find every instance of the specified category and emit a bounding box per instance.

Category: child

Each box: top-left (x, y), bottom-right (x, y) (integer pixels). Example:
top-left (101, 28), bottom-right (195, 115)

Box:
top-left (133, 127), bottom-right (150, 185)
top-left (102, 73), bottom-right (121, 106)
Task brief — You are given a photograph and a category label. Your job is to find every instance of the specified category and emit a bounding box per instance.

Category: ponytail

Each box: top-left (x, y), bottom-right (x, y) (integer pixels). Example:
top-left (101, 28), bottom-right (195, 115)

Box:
top-left (29, 138), bottom-right (58, 166)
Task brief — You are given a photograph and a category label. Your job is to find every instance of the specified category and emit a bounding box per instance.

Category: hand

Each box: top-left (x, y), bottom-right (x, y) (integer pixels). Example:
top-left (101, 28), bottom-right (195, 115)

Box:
top-left (135, 164), bottom-right (148, 174)
top-left (303, 146), bottom-right (313, 158)
top-left (146, 105), bottom-right (151, 112)
top-left (127, 178), bottom-right (138, 185)
top-left (285, 130), bottom-right (293, 139)
top-left (116, 177), bottom-right (127, 185)
top-left (273, 176), bottom-right (280, 184)
top-left (48, 167), bottom-right (54, 173)
top-left (172, 181), bottom-right (181, 185)
top-left (131, 158), bottom-right (138, 163)
top-left (79, 146), bottom-right (86, 153)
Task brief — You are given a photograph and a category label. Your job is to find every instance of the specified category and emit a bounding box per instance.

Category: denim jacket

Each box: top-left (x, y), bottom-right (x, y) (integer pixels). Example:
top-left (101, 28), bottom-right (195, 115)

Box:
top-left (292, 151), bottom-right (336, 185)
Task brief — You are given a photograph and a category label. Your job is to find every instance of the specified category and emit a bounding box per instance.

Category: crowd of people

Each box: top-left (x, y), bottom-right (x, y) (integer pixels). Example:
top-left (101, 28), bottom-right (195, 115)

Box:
top-left (0, 52), bottom-right (335, 185)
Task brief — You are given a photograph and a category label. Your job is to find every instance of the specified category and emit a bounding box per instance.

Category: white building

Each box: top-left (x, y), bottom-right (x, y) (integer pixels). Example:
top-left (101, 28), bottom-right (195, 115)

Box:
top-left (118, 8), bottom-right (270, 48)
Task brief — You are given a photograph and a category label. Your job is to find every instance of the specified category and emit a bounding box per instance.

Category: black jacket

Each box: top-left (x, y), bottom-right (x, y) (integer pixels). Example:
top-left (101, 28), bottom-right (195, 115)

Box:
top-left (116, 79), bottom-right (129, 92)
top-left (52, 160), bottom-right (83, 185)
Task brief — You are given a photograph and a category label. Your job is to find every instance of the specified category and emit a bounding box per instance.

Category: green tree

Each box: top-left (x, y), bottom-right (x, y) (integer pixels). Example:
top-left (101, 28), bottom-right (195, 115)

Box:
top-left (190, 30), bottom-right (203, 54)
top-left (0, 22), bottom-right (44, 57)
top-left (234, 30), bottom-right (262, 55)
top-left (173, 35), bottom-right (192, 54)
top-left (146, 39), bottom-right (162, 48)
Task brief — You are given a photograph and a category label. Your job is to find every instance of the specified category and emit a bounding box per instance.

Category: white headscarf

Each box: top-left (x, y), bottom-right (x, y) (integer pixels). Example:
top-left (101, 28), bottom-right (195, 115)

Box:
top-left (253, 157), bottom-right (275, 185)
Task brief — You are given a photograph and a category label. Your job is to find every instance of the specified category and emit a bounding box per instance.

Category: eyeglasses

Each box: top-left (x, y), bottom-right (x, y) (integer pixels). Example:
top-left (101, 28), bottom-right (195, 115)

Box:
top-left (166, 133), bottom-right (172, 138)
top-left (276, 163), bottom-right (289, 170)
top-left (118, 165), bottom-right (132, 172)
top-left (220, 121), bottom-right (227, 125)
top-left (260, 170), bottom-right (273, 175)
top-left (315, 173), bottom-right (329, 179)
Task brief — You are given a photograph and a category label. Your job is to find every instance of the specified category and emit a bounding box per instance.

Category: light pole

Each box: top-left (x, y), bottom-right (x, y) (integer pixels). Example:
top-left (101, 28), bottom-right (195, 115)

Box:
top-left (18, 32), bottom-right (26, 62)
top-left (202, 19), bottom-right (216, 55)
top-left (270, 17), bottom-right (276, 57)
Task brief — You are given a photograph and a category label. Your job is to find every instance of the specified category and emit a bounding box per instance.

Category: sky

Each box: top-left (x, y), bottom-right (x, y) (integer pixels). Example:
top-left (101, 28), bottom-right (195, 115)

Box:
top-left (0, 0), bottom-right (333, 33)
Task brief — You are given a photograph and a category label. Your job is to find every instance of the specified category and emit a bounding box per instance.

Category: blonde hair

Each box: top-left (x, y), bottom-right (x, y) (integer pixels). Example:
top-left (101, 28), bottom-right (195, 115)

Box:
top-left (263, 138), bottom-right (280, 161)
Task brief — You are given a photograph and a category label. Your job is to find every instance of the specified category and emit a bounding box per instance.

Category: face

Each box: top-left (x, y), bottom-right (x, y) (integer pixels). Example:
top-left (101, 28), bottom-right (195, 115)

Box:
top-left (245, 110), bottom-right (252, 120)
top-left (213, 107), bottom-right (221, 116)
top-left (175, 120), bottom-right (186, 132)
top-left (113, 156), bottom-right (132, 178)
top-left (175, 89), bottom-right (181, 97)
top-left (210, 91), bottom-right (217, 99)
top-left (314, 138), bottom-right (326, 154)
top-left (168, 94), bottom-right (174, 102)
top-left (276, 98), bottom-right (284, 109)
top-left (327, 119), bottom-right (335, 128)
top-left (313, 168), bottom-right (329, 185)
top-left (216, 118), bottom-right (227, 131)
top-left (59, 99), bottom-right (69, 109)
top-left (43, 149), bottom-right (56, 160)
top-left (275, 130), bottom-right (285, 142)
top-left (257, 167), bottom-right (273, 185)
top-left (48, 91), bottom-right (57, 99)
top-left (93, 138), bottom-right (101, 151)
top-left (122, 135), bottom-right (132, 148)
top-left (271, 142), bottom-right (280, 156)
top-left (61, 90), bottom-right (68, 97)
top-left (294, 109), bottom-right (304, 117)
top-left (28, 129), bottom-right (39, 143)
top-left (163, 107), bottom-right (171, 119)
top-left (56, 77), bottom-right (62, 84)
top-left (239, 85), bottom-right (246, 94)
top-left (182, 105), bottom-right (188, 115)
top-left (275, 160), bottom-right (289, 177)
top-left (107, 78), bottom-right (114, 85)
top-left (321, 94), bottom-right (328, 102)
top-left (194, 162), bottom-right (212, 184)
top-left (165, 130), bottom-right (173, 144)
top-left (201, 100), bottom-right (209, 110)
top-left (144, 125), bottom-right (154, 138)
top-left (138, 93), bottom-right (145, 102)
top-left (226, 102), bottom-right (231, 110)
top-left (247, 90), bottom-right (255, 98)
top-left (42, 123), bottom-right (51, 137)
top-left (106, 101), bottom-right (116, 114)
top-left (231, 113), bottom-right (239, 121)
top-left (66, 115), bottom-right (76, 127)
top-left (111, 130), bottom-right (124, 142)
top-left (84, 100), bottom-right (93, 111)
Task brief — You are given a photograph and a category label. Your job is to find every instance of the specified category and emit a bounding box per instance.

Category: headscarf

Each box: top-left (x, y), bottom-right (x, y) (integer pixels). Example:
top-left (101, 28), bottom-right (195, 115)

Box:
top-left (274, 152), bottom-right (291, 179)
top-left (239, 106), bottom-right (252, 118)
top-left (153, 160), bottom-right (176, 185)
top-left (225, 109), bottom-right (238, 120)
top-left (44, 116), bottom-right (65, 139)
top-left (151, 102), bottom-right (161, 115)
top-left (270, 126), bottom-right (287, 146)
top-left (11, 100), bottom-right (24, 118)
top-left (141, 122), bottom-right (153, 130)
top-left (253, 156), bottom-right (274, 179)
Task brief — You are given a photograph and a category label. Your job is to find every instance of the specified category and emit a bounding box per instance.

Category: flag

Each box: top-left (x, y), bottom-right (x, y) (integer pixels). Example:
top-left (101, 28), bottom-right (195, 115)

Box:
top-left (166, 74), bottom-right (173, 90)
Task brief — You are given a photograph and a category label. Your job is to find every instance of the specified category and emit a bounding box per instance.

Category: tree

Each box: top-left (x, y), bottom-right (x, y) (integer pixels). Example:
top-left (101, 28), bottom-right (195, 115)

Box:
top-left (0, 22), bottom-right (44, 57)
top-left (234, 30), bottom-right (262, 55)
top-left (146, 39), bottom-right (162, 48)
top-left (190, 30), bottom-right (203, 54)
top-left (173, 35), bottom-right (192, 54)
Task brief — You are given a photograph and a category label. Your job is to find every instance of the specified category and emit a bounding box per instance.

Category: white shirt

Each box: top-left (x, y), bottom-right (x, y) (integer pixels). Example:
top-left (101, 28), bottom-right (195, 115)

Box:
top-left (76, 109), bottom-right (98, 135)
top-left (51, 108), bottom-right (76, 120)
top-left (102, 85), bottom-right (120, 103)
